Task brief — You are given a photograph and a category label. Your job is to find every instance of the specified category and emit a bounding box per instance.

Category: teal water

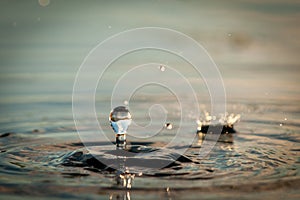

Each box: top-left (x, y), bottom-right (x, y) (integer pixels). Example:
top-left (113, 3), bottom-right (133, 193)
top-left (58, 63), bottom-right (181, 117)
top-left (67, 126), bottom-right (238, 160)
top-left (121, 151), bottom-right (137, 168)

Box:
top-left (0, 0), bottom-right (300, 199)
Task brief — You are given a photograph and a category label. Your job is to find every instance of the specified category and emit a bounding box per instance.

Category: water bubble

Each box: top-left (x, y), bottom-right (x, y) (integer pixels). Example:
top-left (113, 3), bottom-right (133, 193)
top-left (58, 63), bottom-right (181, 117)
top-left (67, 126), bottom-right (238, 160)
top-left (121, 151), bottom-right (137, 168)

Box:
top-left (109, 106), bottom-right (132, 134)
top-left (38, 0), bottom-right (50, 7)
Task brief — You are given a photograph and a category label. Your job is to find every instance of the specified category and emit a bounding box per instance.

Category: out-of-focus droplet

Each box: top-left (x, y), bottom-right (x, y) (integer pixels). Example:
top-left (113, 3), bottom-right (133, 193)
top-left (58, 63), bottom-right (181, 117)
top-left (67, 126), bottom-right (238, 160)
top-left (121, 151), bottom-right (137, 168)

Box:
top-left (164, 123), bottom-right (173, 130)
top-left (279, 123), bottom-right (283, 127)
top-left (123, 100), bottom-right (129, 106)
top-left (284, 118), bottom-right (287, 121)
top-left (159, 65), bottom-right (165, 72)
top-left (38, 0), bottom-right (50, 7)
top-left (108, 25), bottom-right (112, 29)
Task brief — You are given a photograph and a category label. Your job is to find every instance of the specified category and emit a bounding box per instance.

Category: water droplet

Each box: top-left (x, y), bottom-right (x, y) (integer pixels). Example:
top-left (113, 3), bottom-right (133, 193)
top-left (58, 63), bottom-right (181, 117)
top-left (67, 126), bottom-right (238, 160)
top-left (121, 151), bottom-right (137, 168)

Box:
top-left (109, 106), bottom-right (132, 134)
top-left (159, 65), bottom-right (165, 72)
top-left (123, 100), bottom-right (129, 106)
top-left (228, 33), bottom-right (232, 37)
top-left (279, 123), bottom-right (283, 127)
top-left (164, 123), bottom-right (173, 130)
top-left (284, 118), bottom-right (287, 121)
top-left (108, 25), bottom-right (112, 29)
top-left (38, 0), bottom-right (50, 7)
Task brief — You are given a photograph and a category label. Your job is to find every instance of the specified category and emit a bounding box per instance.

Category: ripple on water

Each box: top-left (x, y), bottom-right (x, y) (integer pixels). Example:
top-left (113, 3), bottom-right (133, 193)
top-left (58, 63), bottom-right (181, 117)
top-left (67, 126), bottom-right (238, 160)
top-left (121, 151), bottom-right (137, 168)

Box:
top-left (0, 104), bottom-right (300, 198)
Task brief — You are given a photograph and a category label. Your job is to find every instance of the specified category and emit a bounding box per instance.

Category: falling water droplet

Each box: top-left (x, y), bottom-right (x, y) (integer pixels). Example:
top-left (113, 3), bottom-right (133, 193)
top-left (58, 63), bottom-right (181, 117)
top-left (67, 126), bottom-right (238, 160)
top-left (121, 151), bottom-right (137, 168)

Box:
top-left (123, 100), bottom-right (129, 106)
top-left (279, 123), bottom-right (283, 127)
top-left (109, 106), bottom-right (132, 134)
top-left (159, 65), bottom-right (165, 72)
top-left (164, 123), bottom-right (173, 130)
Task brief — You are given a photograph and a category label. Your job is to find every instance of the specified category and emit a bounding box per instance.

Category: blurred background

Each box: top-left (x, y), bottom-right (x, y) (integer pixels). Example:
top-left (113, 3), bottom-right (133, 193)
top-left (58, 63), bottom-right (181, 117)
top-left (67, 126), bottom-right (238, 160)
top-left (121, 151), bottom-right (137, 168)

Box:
top-left (0, 0), bottom-right (299, 107)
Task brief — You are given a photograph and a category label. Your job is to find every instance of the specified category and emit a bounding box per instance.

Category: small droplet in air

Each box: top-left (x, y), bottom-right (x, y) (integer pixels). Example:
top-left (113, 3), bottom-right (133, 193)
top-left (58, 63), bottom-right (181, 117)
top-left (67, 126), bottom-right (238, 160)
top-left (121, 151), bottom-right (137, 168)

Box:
top-left (38, 0), bottom-right (50, 7)
top-left (108, 25), bottom-right (112, 29)
top-left (284, 118), bottom-right (287, 121)
top-left (123, 100), bottom-right (129, 106)
top-left (228, 33), bottom-right (232, 37)
top-left (109, 106), bottom-right (132, 134)
top-left (164, 123), bottom-right (173, 130)
top-left (159, 65), bottom-right (165, 72)
top-left (279, 123), bottom-right (283, 127)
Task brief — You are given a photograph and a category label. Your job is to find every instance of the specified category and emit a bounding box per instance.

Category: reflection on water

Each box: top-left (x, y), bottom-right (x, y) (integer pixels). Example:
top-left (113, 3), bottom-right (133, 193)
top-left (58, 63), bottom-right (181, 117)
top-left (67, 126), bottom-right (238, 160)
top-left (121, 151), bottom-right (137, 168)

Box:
top-left (0, 99), bottom-right (299, 199)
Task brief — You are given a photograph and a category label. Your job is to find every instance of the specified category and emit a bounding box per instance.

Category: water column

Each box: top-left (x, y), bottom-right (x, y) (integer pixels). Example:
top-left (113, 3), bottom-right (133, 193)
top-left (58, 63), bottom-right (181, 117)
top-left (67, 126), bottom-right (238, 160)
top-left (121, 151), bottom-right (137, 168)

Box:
top-left (109, 106), bottom-right (134, 189)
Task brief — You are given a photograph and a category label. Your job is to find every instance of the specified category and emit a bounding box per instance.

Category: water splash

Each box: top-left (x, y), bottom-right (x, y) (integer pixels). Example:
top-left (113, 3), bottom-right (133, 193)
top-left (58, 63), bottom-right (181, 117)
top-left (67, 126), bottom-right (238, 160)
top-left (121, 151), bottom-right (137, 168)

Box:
top-left (196, 112), bottom-right (241, 143)
top-left (197, 112), bottom-right (241, 130)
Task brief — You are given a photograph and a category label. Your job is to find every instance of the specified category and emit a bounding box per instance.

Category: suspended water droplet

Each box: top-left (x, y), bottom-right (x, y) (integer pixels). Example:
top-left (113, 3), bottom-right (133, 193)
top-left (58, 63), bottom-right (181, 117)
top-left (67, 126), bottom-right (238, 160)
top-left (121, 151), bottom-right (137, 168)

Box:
top-left (123, 100), bottom-right (129, 106)
top-left (109, 106), bottom-right (132, 134)
top-left (279, 123), bottom-right (283, 127)
top-left (164, 123), bottom-right (173, 130)
top-left (159, 65), bottom-right (165, 72)
top-left (284, 118), bottom-right (287, 121)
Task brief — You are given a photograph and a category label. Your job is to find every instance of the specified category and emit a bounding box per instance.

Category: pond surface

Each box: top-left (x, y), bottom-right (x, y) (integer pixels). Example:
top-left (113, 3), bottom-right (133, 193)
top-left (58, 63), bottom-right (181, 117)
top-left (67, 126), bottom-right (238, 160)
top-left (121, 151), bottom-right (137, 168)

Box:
top-left (1, 1), bottom-right (300, 199)
top-left (0, 98), bottom-right (299, 199)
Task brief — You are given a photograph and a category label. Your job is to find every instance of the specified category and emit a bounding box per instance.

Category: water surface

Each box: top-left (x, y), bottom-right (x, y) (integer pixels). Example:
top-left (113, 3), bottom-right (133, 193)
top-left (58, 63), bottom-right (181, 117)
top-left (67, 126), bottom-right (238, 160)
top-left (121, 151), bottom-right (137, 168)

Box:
top-left (0, 0), bottom-right (300, 199)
